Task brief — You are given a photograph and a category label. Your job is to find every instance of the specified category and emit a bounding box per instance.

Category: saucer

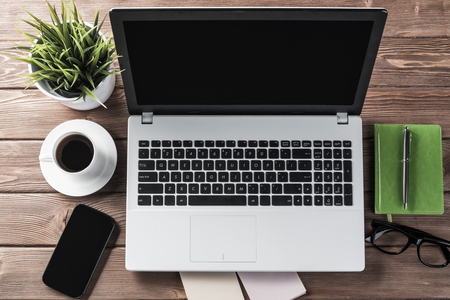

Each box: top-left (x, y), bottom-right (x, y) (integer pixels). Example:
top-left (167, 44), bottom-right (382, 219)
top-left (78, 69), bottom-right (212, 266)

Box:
top-left (40, 120), bottom-right (117, 197)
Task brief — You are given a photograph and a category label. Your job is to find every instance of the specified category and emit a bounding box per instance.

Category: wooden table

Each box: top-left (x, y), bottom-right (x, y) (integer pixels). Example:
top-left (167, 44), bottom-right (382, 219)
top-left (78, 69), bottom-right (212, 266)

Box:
top-left (1, 0), bottom-right (450, 299)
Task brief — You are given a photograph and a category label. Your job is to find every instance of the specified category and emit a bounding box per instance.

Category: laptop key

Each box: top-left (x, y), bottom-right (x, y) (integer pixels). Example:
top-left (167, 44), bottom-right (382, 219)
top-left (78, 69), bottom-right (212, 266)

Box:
top-left (292, 149), bottom-right (311, 158)
top-left (165, 196), bottom-right (175, 205)
top-left (189, 195), bottom-right (246, 206)
top-left (344, 184), bottom-right (353, 206)
top-left (139, 149), bottom-right (149, 159)
top-left (248, 196), bottom-right (258, 206)
top-left (314, 196), bottom-right (323, 206)
top-left (272, 196), bottom-right (292, 206)
top-left (153, 196), bottom-right (163, 205)
top-left (324, 196), bottom-right (333, 206)
top-left (177, 195), bottom-right (187, 206)
top-left (260, 196), bottom-right (270, 206)
top-left (139, 160), bottom-right (154, 170)
top-left (292, 140), bottom-right (301, 147)
top-left (290, 172), bottom-right (312, 182)
top-left (138, 172), bottom-right (158, 182)
top-left (233, 149), bottom-right (244, 159)
top-left (344, 161), bottom-right (352, 182)
top-left (304, 196), bottom-right (313, 206)
top-left (259, 140), bottom-right (268, 147)
top-left (269, 149), bottom-right (279, 159)
top-left (226, 140), bottom-right (236, 147)
top-left (138, 196), bottom-right (151, 205)
top-left (150, 149), bottom-right (161, 158)
top-left (139, 140), bottom-right (149, 147)
top-left (238, 140), bottom-right (247, 147)
top-left (200, 184), bottom-right (211, 194)
top-left (138, 184), bottom-right (163, 194)
top-left (284, 184), bottom-right (302, 194)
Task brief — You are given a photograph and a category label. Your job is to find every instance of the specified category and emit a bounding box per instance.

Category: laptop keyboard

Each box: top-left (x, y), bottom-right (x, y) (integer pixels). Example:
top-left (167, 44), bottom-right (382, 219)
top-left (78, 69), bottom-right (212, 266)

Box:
top-left (137, 140), bottom-right (353, 207)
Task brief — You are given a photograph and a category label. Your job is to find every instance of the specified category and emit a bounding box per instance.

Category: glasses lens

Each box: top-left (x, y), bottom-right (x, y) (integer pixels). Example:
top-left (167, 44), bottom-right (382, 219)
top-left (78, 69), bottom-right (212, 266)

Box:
top-left (419, 242), bottom-right (449, 267)
top-left (373, 227), bottom-right (409, 253)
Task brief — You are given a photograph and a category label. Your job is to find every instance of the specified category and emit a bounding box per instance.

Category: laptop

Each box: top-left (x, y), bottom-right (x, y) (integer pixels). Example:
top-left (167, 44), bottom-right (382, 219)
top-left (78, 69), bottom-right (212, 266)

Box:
top-left (110, 7), bottom-right (387, 272)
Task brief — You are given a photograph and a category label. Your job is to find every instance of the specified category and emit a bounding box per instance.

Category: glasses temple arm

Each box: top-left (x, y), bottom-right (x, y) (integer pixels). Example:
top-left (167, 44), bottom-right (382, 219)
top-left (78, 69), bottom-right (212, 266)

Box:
top-left (365, 229), bottom-right (393, 243)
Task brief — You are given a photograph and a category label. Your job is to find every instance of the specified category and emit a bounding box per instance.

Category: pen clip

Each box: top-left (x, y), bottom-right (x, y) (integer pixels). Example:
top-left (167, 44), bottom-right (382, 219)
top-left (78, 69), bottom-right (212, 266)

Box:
top-left (408, 127), bottom-right (412, 156)
top-left (403, 126), bottom-right (411, 157)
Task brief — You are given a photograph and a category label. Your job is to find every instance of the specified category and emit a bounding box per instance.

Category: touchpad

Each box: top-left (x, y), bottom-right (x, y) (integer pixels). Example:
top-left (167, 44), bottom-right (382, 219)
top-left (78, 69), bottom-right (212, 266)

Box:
top-left (190, 215), bottom-right (256, 262)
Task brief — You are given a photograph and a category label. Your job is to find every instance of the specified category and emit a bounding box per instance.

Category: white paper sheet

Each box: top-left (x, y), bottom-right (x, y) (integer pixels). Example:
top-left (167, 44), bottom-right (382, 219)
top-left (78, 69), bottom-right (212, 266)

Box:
top-left (180, 272), bottom-right (244, 300)
top-left (237, 272), bottom-right (306, 300)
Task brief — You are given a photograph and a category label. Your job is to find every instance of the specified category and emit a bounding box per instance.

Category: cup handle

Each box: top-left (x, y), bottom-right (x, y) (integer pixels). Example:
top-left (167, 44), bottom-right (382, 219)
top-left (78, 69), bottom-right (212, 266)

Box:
top-left (39, 155), bottom-right (54, 163)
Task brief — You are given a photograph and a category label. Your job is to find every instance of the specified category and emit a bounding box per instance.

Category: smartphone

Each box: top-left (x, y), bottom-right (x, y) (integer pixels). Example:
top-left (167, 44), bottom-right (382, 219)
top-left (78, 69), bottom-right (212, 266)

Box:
top-left (42, 204), bottom-right (115, 298)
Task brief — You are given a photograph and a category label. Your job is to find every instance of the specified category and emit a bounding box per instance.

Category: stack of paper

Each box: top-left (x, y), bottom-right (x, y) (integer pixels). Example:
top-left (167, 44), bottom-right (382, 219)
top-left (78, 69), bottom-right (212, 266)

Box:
top-left (180, 272), bottom-right (306, 300)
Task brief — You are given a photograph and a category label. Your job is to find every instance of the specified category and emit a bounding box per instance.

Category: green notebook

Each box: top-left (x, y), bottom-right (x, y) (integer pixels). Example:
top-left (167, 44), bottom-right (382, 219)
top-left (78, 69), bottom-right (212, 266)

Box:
top-left (374, 124), bottom-right (444, 215)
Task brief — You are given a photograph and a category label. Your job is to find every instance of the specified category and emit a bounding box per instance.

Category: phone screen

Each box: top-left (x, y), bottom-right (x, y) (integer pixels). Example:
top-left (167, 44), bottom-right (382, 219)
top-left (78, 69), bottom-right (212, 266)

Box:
top-left (42, 204), bottom-right (115, 298)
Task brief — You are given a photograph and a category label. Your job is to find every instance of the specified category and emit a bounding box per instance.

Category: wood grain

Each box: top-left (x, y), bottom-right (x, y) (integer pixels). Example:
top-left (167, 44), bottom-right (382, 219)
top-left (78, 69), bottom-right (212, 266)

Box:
top-left (2, 38), bottom-right (450, 89)
top-left (1, 191), bottom-right (450, 248)
top-left (0, 140), bottom-right (127, 193)
top-left (1, 247), bottom-right (450, 300)
top-left (1, 0), bottom-right (450, 299)
top-left (0, 88), bottom-right (450, 140)
top-left (0, 247), bottom-right (187, 300)
top-left (0, 137), bottom-right (449, 194)
top-left (1, 0), bottom-right (449, 40)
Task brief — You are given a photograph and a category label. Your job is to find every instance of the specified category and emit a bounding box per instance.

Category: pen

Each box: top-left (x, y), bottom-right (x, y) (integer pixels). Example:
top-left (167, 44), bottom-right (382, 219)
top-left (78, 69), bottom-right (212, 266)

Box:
top-left (403, 126), bottom-right (410, 210)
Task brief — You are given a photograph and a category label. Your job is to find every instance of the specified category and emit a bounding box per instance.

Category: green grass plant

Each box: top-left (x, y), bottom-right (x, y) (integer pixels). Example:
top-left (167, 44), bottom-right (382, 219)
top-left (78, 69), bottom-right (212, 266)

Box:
top-left (2, 0), bottom-right (121, 108)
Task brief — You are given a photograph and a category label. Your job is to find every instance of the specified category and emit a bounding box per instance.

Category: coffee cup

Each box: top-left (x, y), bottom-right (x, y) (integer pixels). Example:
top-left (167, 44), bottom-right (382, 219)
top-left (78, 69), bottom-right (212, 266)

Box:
top-left (39, 131), bottom-right (105, 179)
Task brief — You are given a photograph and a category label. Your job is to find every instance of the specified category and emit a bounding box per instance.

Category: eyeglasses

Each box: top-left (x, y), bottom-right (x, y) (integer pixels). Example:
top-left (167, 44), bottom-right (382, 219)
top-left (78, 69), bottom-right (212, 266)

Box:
top-left (365, 220), bottom-right (450, 268)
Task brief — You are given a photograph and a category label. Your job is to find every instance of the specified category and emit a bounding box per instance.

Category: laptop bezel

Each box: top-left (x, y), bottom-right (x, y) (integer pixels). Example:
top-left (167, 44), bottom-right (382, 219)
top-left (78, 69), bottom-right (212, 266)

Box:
top-left (110, 7), bottom-right (387, 116)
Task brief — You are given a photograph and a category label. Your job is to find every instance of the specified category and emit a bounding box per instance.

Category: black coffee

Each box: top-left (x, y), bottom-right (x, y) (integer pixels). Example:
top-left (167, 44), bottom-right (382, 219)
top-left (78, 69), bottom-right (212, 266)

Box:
top-left (56, 134), bottom-right (94, 172)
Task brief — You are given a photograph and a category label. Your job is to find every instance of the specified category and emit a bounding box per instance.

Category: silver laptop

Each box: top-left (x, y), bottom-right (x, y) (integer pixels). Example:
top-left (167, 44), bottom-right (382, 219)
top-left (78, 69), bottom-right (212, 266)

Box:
top-left (110, 7), bottom-right (387, 272)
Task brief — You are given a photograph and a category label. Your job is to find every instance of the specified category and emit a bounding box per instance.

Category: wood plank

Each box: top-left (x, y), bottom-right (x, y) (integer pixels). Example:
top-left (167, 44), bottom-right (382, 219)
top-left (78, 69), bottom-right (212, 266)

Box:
top-left (2, 38), bottom-right (450, 89)
top-left (0, 137), bottom-right (449, 194)
top-left (1, 88), bottom-right (450, 140)
top-left (361, 88), bottom-right (450, 138)
top-left (0, 140), bottom-right (126, 193)
top-left (2, 191), bottom-right (450, 247)
top-left (0, 193), bottom-right (126, 246)
top-left (1, 246), bottom-right (450, 299)
top-left (0, 0), bottom-right (448, 40)
top-left (0, 88), bottom-right (129, 140)
top-left (301, 246), bottom-right (450, 299)
top-left (0, 247), bottom-right (187, 299)
top-left (372, 38), bottom-right (450, 86)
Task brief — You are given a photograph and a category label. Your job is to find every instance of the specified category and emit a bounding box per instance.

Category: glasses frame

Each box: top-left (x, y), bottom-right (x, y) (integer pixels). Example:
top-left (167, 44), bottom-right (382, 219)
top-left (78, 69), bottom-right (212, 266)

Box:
top-left (366, 220), bottom-right (450, 268)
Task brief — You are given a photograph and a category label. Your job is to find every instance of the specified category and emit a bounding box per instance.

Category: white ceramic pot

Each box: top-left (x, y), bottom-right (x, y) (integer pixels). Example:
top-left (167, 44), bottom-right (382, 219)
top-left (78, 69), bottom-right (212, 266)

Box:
top-left (28, 23), bottom-right (116, 110)
top-left (29, 63), bottom-right (115, 110)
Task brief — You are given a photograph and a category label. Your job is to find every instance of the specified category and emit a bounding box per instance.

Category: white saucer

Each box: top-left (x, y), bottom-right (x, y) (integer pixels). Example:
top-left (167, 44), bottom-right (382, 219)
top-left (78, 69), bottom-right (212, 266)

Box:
top-left (40, 120), bottom-right (117, 197)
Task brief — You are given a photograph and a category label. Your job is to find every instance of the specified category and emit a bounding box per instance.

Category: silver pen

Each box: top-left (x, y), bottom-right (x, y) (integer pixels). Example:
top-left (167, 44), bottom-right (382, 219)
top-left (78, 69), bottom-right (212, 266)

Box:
top-left (403, 126), bottom-right (410, 210)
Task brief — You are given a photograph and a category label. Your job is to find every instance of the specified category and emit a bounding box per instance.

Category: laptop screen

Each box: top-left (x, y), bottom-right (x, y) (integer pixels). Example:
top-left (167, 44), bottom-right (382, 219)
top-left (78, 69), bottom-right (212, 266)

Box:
top-left (110, 8), bottom-right (387, 115)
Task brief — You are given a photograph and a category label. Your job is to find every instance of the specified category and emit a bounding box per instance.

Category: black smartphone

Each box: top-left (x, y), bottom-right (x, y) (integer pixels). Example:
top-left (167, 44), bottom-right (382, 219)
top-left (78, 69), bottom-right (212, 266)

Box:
top-left (42, 204), bottom-right (115, 298)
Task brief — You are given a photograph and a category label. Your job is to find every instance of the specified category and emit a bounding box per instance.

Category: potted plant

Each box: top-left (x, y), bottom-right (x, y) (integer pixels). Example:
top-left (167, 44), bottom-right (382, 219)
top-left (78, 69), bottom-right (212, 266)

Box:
top-left (2, 0), bottom-right (121, 110)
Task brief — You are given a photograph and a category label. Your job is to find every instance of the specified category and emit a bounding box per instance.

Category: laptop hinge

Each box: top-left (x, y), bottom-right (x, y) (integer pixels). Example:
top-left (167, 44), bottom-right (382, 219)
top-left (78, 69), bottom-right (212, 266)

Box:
top-left (142, 112), bottom-right (153, 124)
top-left (337, 112), bottom-right (348, 125)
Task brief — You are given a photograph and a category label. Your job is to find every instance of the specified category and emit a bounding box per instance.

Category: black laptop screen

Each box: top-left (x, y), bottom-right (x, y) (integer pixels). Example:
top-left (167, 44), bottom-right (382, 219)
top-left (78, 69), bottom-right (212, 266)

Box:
top-left (122, 19), bottom-right (374, 108)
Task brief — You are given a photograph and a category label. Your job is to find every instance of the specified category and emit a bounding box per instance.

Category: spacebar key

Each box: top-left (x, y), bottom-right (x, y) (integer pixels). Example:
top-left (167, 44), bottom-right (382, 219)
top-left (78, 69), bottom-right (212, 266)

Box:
top-left (189, 196), bottom-right (246, 206)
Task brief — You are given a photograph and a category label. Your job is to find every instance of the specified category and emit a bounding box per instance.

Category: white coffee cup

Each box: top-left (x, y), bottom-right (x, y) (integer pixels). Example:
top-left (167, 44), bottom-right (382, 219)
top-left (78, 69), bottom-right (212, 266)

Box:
top-left (39, 131), bottom-right (105, 179)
